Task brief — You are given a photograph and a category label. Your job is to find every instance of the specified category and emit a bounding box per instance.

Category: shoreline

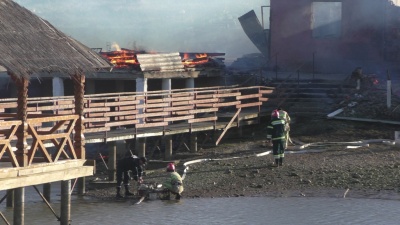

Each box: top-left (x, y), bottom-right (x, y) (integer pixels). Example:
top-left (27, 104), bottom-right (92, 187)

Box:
top-left (85, 119), bottom-right (400, 201)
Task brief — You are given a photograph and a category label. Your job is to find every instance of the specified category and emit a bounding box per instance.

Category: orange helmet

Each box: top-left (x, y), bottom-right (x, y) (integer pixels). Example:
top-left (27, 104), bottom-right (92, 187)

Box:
top-left (166, 163), bottom-right (175, 172)
top-left (271, 110), bottom-right (279, 118)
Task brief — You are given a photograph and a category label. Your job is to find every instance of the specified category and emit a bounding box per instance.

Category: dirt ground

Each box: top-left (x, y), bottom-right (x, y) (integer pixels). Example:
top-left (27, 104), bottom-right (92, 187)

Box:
top-left (85, 117), bottom-right (400, 201)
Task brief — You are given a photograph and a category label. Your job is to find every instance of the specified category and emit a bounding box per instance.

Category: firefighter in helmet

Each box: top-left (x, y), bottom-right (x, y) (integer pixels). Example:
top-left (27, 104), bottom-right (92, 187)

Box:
top-left (267, 110), bottom-right (286, 166)
top-left (162, 163), bottom-right (184, 200)
top-left (277, 107), bottom-right (292, 148)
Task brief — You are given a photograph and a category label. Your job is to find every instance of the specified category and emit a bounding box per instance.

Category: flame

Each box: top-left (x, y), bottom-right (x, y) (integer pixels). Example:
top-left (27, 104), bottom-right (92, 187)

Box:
top-left (101, 49), bottom-right (139, 68)
top-left (182, 53), bottom-right (210, 66)
top-left (195, 53), bottom-right (208, 58)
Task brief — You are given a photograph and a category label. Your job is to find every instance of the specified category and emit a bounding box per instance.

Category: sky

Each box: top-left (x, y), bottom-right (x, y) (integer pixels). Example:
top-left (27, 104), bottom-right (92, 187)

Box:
top-left (14, 0), bottom-right (270, 64)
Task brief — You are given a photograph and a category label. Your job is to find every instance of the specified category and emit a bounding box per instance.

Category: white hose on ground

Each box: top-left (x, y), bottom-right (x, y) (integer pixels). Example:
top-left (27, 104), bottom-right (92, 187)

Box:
top-left (180, 139), bottom-right (395, 180)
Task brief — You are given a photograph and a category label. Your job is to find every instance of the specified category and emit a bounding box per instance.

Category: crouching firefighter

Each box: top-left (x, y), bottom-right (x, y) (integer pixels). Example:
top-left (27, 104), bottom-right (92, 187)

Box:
top-left (116, 156), bottom-right (147, 198)
top-left (267, 110), bottom-right (286, 166)
top-left (162, 163), bottom-right (184, 200)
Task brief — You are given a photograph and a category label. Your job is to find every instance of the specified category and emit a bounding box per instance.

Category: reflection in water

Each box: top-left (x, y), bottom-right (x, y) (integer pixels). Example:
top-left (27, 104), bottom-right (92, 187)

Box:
top-left (1, 196), bottom-right (400, 225)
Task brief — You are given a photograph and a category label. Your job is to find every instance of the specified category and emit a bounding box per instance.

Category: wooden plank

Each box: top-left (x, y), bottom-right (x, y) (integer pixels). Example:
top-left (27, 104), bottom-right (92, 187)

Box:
top-left (164, 115), bottom-right (194, 122)
top-left (191, 98), bottom-right (219, 104)
top-left (236, 102), bottom-right (262, 108)
top-left (259, 97), bottom-right (270, 102)
top-left (84, 107), bottom-right (110, 113)
top-left (189, 108), bottom-right (218, 114)
top-left (164, 105), bottom-right (194, 112)
top-left (119, 105), bottom-right (137, 111)
top-left (171, 101), bottom-right (191, 106)
top-left (213, 92), bottom-right (240, 98)
top-left (172, 111), bottom-right (190, 115)
top-left (0, 166), bottom-right (94, 190)
top-left (85, 102), bottom-right (106, 107)
top-left (170, 96), bottom-right (194, 102)
top-left (195, 94), bottom-right (215, 99)
top-left (85, 127), bottom-right (110, 133)
top-left (105, 100), bottom-right (139, 106)
top-left (104, 111), bottom-right (138, 117)
top-left (145, 102), bottom-right (170, 108)
top-left (106, 120), bottom-right (138, 127)
top-left (85, 112), bottom-right (105, 118)
top-left (213, 101), bottom-right (241, 107)
top-left (136, 122), bottom-right (168, 128)
top-left (236, 93), bottom-right (262, 100)
top-left (188, 116), bottom-right (217, 123)
top-left (84, 117), bottom-right (110, 122)
top-left (135, 111), bottom-right (169, 118)
top-left (260, 89), bottom-right (274, 94)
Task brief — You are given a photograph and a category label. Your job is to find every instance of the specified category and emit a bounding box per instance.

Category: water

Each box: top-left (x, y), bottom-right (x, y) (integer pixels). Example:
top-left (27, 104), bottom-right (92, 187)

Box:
top-left (2, 192), bottom-right (400, 225)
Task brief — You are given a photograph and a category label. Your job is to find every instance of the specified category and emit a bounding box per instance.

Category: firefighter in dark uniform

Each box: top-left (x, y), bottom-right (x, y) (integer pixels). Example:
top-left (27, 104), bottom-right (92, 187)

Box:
top-left (267, 110), bottom-right (286, 166)
top-left (116, 156), bottom-right (147, 198)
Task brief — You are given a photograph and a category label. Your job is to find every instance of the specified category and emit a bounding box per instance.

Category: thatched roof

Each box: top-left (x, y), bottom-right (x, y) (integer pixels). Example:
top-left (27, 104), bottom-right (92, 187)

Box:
top-left (0, 0), bottom-right (113, 79)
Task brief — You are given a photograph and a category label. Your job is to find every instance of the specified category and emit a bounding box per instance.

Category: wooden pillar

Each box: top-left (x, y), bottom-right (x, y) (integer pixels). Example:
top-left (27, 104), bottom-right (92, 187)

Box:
top-left (164, 135), bottom-right (172, 160)
top-left (73, 74), bottom-right (86, 195)
top-left (60, 180), bottom-right (71, 225)
top-left (10, 74), bottom-right (29, 225)
top-left (190, 133), bottom-right (197, 153)
top-left (13, 188), bottom-right (24, 225)
top-left (136, 138), bottom-right (146, 157)
top-left (43, 183), bottom-right (51, 202)
top-left (107, 142), bottom-right (117, 181)
top-left (6, 190), bottom-right (13, 207)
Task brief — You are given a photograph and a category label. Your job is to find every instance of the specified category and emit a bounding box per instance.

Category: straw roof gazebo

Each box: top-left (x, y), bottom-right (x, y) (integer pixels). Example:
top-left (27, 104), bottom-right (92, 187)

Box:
top-left (0, 1), bottom-right (113, 224)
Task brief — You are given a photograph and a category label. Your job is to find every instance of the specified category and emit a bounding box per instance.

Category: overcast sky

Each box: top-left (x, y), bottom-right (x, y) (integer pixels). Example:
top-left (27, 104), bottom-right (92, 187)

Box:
top-left (14, 0), bottom-right (270, 64)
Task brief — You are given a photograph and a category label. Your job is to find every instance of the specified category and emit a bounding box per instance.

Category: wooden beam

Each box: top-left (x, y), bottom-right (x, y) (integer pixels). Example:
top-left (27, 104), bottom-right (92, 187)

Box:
top-left (0, 159), bottom-right (94, 191)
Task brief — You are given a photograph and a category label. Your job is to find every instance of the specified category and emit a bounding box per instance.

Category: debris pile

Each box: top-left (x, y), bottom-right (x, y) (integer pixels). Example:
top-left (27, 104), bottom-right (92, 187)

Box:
top-left (333, 84), bottom-right (400, 121)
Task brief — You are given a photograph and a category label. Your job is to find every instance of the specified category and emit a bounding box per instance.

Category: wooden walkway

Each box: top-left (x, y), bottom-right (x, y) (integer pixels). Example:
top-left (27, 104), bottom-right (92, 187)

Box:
top-left (0, 85), bottom-right (274, 166)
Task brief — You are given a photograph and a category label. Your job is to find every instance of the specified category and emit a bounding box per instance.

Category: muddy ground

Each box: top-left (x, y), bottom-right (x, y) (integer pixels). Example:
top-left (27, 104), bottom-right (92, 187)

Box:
top-left (85, 117), bottom-right (400, 201)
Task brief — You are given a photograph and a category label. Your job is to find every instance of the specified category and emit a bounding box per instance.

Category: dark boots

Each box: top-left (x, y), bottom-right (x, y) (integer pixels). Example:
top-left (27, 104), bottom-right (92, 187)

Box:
top-left (279, 158), bottom-right (283, 166)
top-left (116, 187), bottom-right (123, 199)
top-left (273, 159), bottom-right (279, 167)
top-left (124, 184), bottom-right (134, 196)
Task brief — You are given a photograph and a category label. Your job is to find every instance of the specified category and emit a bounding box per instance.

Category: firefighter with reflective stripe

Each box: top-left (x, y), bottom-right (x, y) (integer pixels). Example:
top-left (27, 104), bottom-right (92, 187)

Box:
top-left (116, 156), bottom-right (147, 198)
top-left (162, 163), bottom-right (184, 200)
top-left (277, 107), bottom-right (292, 148)
top-left (267, 110), bottom-right (286, 166)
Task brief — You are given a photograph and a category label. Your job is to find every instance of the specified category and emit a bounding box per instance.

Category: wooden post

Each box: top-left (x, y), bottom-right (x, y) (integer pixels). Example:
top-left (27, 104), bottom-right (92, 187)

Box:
top-left (164, 135), bottom-right (172, 160)
top-left (13, 188), bottom-right (24, 225)
top-left (136, 138), bottom-right (146, 157)
top-left (190, 133), bottom-right (197, 153)
top-left (60, 180), bottom-right (71, 225)
top-left (107, 142), bottom-right (117, 181)
top-left (43, 183), bottom-right (51, 202)
top-left (73, 74), bottom-right (86, 195)
top-left (10, 74), bottom-right (29, 225)
top-left (6, 190), bottom-right (13, 207)
top-left (387, 72), bottom-right (391, 109)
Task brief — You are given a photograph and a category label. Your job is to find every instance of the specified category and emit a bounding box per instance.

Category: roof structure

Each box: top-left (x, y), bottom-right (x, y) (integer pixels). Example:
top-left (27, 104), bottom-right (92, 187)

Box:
top-left (0, 0), bottom-right (113, 79)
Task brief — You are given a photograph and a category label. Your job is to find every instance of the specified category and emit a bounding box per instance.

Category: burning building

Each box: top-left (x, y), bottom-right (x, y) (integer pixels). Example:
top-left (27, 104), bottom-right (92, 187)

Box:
top-left (253, 0), bottom-right (400, 74)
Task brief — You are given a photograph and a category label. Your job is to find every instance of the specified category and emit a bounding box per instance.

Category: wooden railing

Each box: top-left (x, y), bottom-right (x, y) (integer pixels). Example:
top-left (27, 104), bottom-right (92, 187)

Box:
top-left (0, 114), bottom-right (78, 167)
top-left (0, 86), bottom-right (274, 166)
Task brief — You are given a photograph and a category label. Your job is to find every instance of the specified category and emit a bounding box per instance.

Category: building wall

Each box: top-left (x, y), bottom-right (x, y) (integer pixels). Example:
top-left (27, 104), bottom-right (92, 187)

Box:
top-left (270, 0), bottom-right (397, 74)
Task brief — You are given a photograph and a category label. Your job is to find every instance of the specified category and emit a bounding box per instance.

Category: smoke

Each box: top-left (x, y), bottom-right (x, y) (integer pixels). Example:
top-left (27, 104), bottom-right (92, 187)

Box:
top-left (15, 0), bottom-right (270, 64)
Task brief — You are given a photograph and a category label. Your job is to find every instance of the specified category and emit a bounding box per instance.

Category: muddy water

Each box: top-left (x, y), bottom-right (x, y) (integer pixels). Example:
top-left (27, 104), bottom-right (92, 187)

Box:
top-left (1, 192), bottom-right (400, 225)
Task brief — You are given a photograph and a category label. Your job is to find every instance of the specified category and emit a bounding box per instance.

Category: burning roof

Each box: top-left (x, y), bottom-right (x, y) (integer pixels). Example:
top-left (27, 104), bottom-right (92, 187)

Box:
top-left (98, 48), bottom-right (225, 72)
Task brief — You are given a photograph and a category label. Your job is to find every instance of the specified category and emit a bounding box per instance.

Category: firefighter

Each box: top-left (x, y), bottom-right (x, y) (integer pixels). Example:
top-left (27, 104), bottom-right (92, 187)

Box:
top-left (162, 163), bottom-right (184, 200)
top-left (267, 110), bottom-right (286, 166)
top-left (351, 67), bottom-right (363, 90)
top-left (277, 107), bottom-right (292, 148)
top-left (115, 156), bottom-right (147, 198)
